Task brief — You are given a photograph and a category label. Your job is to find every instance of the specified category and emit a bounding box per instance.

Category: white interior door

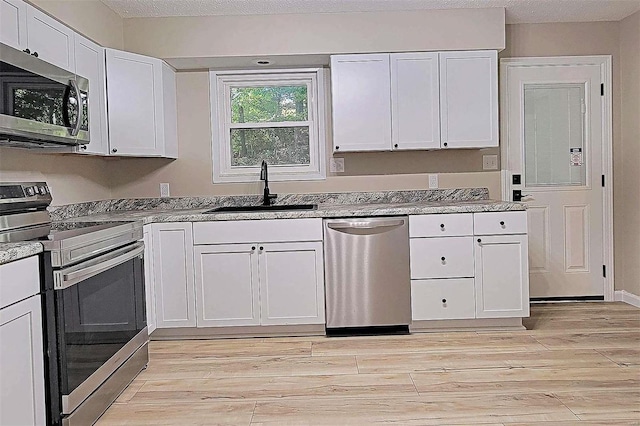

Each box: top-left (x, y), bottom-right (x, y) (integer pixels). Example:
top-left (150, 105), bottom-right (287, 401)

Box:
top-left (503, 58), bottom-right (608, 299)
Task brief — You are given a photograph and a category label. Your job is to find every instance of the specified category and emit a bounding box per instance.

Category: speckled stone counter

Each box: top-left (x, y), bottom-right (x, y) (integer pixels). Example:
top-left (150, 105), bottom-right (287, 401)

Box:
top-left (48, 188), bottom-right (525, 225)
top-left (49, 188), bottom-right (490, 221)
top-left (0, 242), bottom-right (43, 265)
top-left (57, 199), bottom-right (525, 225)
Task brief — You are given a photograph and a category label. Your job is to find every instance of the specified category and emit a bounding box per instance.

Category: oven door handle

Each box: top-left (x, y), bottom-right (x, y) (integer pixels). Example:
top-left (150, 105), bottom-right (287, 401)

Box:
top-left (54, 243), bottom-right (144, 290)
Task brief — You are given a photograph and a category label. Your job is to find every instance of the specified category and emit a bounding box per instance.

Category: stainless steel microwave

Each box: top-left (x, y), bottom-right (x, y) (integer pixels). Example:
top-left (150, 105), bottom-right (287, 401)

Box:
top-left (0, 42), bottom-right (89, 148)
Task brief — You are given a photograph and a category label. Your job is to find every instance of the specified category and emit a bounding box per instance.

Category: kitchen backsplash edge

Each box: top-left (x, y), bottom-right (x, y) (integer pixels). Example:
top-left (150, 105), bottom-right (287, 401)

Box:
top-left (48, 188), bottom-right (490, 221)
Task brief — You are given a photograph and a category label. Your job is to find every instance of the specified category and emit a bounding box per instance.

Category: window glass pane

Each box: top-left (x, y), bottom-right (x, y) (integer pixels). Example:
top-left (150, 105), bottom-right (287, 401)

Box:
top-left (230, 127), bottom-right (310, 166)
top-left (231, 86), bottom-right (308, 123)
top-left (524, 84), bottom-right (586, 187)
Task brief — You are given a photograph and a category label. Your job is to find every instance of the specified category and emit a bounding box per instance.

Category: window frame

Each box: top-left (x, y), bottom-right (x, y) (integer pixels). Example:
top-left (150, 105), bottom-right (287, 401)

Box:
top-left (210, 68), bottom-right (327, 183)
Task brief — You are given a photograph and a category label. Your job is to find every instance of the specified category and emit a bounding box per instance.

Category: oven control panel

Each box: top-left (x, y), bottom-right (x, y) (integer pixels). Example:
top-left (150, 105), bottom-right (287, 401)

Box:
top-left (0, 182), bottom-right (52, 212)
top-left (0, 182), bottom-right (49, 199)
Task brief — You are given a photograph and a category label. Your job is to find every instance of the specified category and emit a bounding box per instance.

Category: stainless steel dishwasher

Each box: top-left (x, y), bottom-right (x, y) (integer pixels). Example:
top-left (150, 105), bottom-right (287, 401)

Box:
top-left (323, 216), bottom-right (411, 329)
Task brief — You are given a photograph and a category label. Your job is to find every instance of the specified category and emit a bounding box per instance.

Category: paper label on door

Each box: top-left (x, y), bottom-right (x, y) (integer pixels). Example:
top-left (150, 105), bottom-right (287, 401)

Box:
top-left (570, 148), bottom-right (583, 166)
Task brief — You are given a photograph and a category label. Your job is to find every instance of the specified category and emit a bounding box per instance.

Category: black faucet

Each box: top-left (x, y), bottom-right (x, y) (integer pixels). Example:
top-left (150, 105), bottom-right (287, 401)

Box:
top-left (260, 160), bottom-right (277, 206)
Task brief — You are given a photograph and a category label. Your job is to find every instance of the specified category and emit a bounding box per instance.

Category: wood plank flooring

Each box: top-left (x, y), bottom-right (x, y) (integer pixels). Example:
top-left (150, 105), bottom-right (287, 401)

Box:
top-left (97, 302), bottom-right (640, 425)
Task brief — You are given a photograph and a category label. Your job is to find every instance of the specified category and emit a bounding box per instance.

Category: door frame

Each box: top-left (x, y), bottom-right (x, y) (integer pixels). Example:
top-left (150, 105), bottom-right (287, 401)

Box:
top-left (499, 56), bottom-right (614, 301)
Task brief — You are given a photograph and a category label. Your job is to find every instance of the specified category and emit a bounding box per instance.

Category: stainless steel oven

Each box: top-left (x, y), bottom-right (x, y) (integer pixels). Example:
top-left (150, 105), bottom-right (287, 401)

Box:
top-left (0, 182), bottom-right (148, 426)
top-left (0, 43), bottom-right (90, 148)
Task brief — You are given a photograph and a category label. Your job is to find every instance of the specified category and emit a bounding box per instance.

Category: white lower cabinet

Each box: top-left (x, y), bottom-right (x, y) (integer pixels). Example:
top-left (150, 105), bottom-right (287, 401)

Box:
top-left (259, 242), bottom-right (325, 326)
top-left (152, 223), bottom-right (196, 328)
top-left (411, 278), bottom-right (475, 320)
top-left (0, 255), bottom-right (46, 426)
top-left (194, 244), bottom-right (260, 327)
top-left (475, 234), bottom-right (530, 318)
top-left (194, 241), bottom-right (325, 327)
top-left (410, 212), bottom-right (529, 322)
top-left (142, 225), bottom-right (156, 333)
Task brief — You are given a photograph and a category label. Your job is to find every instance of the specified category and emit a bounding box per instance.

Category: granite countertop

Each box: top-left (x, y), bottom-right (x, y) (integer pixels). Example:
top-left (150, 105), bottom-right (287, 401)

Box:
top-left (60, 199), bottom-right (525, 225)
top-left (0, 242), bottom-right (43, 266)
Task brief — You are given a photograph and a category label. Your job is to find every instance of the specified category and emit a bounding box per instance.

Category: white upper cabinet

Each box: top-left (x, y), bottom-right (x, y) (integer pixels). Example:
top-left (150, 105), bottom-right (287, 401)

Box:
top-left (330, 54), bottom-right (392, 152)
top-left (0, 0), bottom-right (27, 50)
top-left (74, 34), bottom-right (109, 155)
top-left (391, 52), bottom-right (440, 150)
top-left (105, 49), bottom-right (178, 158)
top-left (25, 4), bottom-right (75, 72)
top-left (330, 50), bottom-right (498, 152)
top-left (439, 50), bottom-right (498, 148)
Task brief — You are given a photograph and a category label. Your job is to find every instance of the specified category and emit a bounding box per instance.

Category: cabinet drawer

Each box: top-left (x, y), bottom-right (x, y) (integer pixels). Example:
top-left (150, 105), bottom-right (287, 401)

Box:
top-left (193, 218), bottom-right (323, 245)
top-left (410, 237), bottom-right (474, 279)
top-left (410, 213), bottom-right (473, 237)
top-left (0, 255), bottom-right (40, 309)
top-left (411, 278), bottom-right (475, 320)
top-left (474, 211), bottom-right (527, 235)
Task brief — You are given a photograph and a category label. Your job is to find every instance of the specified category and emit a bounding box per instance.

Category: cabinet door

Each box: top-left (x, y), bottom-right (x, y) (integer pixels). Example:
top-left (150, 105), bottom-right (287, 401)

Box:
top-left (26, 4), bottom-right (75, 72)
top-left (391, 52), bottom-right (440, 150)
top-left (439, 50), bottom-right (498, 148)
top-left (330, 54), bottom-right (392, 152)
top-left (106, 49), bottom-right (164, 157)
top-left (75, 34), bottom-right (109, 155)
top-left (475, 234), bottom-right (530, 318)
top-left (152, 223), bottom-right (196, 328)
top-left (194, 244), bottom-right (260, 327)
top-left (143, 225), bottom-right (156, 334)
top-left (0, 295), bottom-right (46, 426)
top-left (0, 0), bottom-right (27, 50)
top-left (259, 242), bottom-right (325, 326)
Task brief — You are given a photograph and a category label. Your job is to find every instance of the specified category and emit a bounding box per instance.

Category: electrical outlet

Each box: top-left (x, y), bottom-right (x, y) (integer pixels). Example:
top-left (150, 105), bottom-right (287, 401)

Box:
top-left (330, 158), bottom-right (345, 173)
top-left (428, 174), bottom-right (439, 189)
top-left (160, 183), bottom-right (170, 198)
top-left (483, 154), bottom-right (499, 170)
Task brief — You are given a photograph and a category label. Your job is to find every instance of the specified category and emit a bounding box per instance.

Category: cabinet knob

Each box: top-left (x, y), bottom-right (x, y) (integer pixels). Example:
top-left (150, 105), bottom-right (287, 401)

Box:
top-left (31, 51), bottom-right (38, 57)
top-left (440, 224), bottom-right (445, 229)
top-left (443, 142), bottom-right (448, 147)
top-left (500, 221), bottom-right (505, 226)
top-left (441, 256), bottom-right (446, 261)
top-left (394, 144), bottom-right (398, 148)
top-left (259, 246), bottom-right (264, 251)
top-left (477, 238), bottom-right (482, 243)
top-left (23, 48), bottom-right (30, 54)
top-left (80, 145), bottom-right (87, 150)
top-left (442, 298), bottom-right (447, 304)
top-left (112, 148), bottom-right (118, 153)
top-left (251, 246), bottom-right (256, 251)
top-left (335, 146), bottom-right (340, 150)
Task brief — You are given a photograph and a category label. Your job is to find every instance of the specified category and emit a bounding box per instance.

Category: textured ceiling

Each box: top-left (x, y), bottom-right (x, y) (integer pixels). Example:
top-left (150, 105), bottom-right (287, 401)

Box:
top-left (101, 0), bottom-right (640, 23)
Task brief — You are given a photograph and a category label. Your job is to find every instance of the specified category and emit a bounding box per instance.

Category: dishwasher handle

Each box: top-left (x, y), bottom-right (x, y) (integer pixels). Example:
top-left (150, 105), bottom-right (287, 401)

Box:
top-left (327, 219), bottom-right (405, 230)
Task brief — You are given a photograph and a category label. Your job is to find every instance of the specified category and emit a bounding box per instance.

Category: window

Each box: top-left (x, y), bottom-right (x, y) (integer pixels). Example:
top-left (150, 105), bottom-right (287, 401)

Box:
top-left (210, 69), bottom-right (326, 182)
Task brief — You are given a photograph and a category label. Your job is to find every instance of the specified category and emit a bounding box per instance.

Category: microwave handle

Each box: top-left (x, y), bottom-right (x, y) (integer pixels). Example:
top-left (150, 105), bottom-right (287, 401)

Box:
top-left (69, 79), bottom-right (82, 136)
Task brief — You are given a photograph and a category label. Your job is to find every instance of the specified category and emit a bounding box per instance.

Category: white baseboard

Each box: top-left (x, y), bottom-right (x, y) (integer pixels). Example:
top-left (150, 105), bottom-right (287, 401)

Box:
top-left (614, 290), bottom-right (640, 308)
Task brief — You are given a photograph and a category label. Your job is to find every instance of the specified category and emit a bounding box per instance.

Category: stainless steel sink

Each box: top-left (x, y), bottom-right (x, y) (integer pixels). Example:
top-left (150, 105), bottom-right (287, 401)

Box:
top-left (203, 204), bottom-right (318, 214)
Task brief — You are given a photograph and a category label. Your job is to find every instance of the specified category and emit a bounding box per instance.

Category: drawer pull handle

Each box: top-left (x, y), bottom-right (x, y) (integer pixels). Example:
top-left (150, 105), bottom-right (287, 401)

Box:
top-left (442, 298), bottom-right (447, 304)
top-left (500, 221), bottom-right (505, 226)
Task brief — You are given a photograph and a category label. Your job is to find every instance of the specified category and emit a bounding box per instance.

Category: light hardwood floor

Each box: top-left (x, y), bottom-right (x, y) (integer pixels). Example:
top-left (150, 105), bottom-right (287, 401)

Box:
top-left (97, 302), bottom-right (640, 425)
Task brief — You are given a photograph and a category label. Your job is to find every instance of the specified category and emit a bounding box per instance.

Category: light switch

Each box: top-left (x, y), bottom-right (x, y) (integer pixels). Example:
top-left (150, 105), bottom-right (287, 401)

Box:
top-left (160, 183), bottom-right (170, 198)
